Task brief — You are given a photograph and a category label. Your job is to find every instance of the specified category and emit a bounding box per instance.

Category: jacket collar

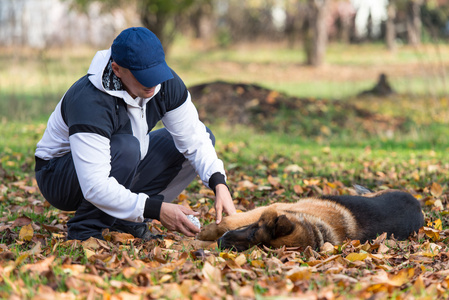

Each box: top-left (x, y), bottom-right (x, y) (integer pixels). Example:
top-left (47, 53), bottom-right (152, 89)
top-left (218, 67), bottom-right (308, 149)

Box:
top-left (87, 48), bottom-right (160, 108)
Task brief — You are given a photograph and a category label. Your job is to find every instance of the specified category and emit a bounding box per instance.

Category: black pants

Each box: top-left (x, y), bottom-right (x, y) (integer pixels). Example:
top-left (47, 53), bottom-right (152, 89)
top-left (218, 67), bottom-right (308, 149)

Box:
top-left (35, 128), bottom-right (214, 240)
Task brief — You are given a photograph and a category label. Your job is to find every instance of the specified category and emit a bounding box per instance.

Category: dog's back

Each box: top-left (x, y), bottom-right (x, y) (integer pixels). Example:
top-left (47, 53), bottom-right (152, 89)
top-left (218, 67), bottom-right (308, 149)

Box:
top-left (321, 191), bottom-right (424, 241)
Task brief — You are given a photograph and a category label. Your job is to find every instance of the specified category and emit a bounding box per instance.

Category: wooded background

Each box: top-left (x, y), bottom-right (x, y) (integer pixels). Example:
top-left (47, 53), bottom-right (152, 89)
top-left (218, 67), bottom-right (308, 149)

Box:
top-left (1, 0), bottom-right (449, 66)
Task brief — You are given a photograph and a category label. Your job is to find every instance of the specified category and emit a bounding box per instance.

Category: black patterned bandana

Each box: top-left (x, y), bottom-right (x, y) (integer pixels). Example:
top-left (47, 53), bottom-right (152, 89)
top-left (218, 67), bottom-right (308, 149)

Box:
top-left (102, 58), bottom-right (124, 91)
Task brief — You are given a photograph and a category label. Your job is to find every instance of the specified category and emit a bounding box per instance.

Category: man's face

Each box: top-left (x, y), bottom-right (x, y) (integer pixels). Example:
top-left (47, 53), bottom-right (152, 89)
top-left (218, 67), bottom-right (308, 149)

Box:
top-left (111, 62), bottom-right (156, 99)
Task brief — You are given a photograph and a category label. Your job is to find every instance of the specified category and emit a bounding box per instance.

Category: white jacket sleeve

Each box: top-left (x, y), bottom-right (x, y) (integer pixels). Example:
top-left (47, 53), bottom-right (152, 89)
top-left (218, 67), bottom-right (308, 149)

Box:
top-left (69, 132), bottom-right (148, 222)
top-left (161, 92), bottom-right (226, 188)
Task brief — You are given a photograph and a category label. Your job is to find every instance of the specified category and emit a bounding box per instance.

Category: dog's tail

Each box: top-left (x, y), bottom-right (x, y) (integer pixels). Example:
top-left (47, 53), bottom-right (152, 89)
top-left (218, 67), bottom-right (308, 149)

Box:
top-left (353, 184), bottom-right (374, 195)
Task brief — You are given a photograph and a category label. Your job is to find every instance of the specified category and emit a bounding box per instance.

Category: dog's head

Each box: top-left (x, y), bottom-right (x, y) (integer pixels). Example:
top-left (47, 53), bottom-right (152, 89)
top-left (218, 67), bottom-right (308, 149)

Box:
top-left (217, 208), bottom-right (296, 251)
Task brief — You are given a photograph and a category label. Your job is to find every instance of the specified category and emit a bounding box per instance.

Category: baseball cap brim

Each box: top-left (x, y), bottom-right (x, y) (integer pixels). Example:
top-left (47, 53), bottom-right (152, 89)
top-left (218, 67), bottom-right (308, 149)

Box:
top-left (130, 60), bottom-right (174, 88)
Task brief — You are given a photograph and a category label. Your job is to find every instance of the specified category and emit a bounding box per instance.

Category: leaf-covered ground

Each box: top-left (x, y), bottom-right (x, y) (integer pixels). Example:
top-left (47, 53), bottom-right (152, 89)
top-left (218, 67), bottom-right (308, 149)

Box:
top-left (0, 152), bottom-right (448, 299)
top-left (1, 81), bottom-right (448, 299)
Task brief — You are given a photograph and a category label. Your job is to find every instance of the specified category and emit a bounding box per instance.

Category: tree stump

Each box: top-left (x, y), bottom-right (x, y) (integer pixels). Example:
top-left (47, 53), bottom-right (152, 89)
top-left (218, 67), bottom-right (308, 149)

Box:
top-left (358, 73), bottom-right (395, 97)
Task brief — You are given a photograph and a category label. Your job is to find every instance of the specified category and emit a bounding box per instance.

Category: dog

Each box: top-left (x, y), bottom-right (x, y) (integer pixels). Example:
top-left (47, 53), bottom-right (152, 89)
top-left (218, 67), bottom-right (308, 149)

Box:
top-left (197, 188), bottom-right (424, 251)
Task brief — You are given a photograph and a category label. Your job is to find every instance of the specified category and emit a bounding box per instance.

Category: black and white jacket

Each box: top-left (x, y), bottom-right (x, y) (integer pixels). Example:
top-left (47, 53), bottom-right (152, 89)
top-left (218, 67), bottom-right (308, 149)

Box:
top-left (35, 49), bottom-right (226, 222)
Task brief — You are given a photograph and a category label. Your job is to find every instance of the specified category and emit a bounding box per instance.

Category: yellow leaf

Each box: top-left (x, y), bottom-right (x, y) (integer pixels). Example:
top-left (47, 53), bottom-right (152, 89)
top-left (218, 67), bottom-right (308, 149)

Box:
top-left (413, 251), bottom-right (438, 258)
top-left (286, 267), bottom-right (312, 282)
top-left (15, 253), bottom-right (29, 266)
top-left (52, 233), bottom-right (65, 239)
top-left (431, 182), bottom-right (443, 197)
top-left (19, 224), bottom-right (34, 241)
top-left (83, 248), bottom-right (96, 259)
top-left (326, 182), bottom-right (337, 189)
top-left (346, 252), bottom-right (368, 262)
top-left (177, 193), bottom-right (188, 201)
top-left (423, 226), bottom-right (440, 241)
top-left (234, 254), bottom-right (247, 267)
top-left (303, 178), bottom-right (320, 186)
top-left (432, 219), bottom-right (443, 230)
top-left (250, 260), bottom-right (265, 268)
top-left (425, 198), bottom-right (435, 206)
top-left (220, 252), bottom-right (236, 259)
top-left (389, 268), bottom-right (414, 286)
top-left (413, 194), bottom-right (422, 200)
top-left (159, 274), bottom-right (172, 283)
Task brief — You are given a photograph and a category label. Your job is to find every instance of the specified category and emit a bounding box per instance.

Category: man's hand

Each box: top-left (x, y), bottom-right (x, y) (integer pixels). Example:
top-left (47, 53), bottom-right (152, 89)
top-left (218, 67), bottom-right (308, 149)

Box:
top-left (159, 202), bottom-right (200, 236)
top-left (214, 184), bottom-right (237, 224)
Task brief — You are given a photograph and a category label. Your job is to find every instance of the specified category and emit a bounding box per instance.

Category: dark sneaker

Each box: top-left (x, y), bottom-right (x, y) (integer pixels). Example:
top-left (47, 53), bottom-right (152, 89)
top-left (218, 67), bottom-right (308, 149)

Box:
top-left (110, 220), bottom-right (162, 241)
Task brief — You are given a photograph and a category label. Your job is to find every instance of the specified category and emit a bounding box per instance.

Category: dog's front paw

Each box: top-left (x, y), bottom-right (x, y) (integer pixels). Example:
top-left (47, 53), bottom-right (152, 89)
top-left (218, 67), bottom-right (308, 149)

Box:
top-left (197, 223), bottom-right (224, 241)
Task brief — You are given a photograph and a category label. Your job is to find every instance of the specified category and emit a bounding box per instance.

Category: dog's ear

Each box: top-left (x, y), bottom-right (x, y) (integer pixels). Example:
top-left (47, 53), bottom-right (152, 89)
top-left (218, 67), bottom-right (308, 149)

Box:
top-left (273, 215), bottom-right (295, 238)
top-left (259, 209), bottom-right (278, 229)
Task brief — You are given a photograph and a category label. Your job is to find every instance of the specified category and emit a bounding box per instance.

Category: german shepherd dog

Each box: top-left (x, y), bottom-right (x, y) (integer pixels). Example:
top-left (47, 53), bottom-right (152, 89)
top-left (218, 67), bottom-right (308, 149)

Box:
top-left (198, 188), bottom-right (424, 251)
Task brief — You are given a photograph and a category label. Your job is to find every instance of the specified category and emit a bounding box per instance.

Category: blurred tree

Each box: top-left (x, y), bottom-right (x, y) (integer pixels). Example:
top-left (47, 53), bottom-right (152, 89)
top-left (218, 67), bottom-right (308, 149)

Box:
top-left (188, 0), bottom-right (214, 39)
top-left (137, 0), bottom-right (196, 50)
top-left (385, 1), bottom-right (397, 51)
top-left (406, 0), bottom-right (424, 45)
top-left (421, 0), bottom-right (449, 40)
top-left (303, 0), bottom-right (330, 66)
top-left (70, 0), bottom-right (204, 52)
top-left (392, 0), bottom-right (424, 46)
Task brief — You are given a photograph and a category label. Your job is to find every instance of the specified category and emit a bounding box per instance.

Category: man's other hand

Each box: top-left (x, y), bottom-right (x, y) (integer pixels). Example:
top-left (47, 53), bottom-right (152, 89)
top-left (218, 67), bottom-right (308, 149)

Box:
top-left (214, 184), bottom-right (237, 224)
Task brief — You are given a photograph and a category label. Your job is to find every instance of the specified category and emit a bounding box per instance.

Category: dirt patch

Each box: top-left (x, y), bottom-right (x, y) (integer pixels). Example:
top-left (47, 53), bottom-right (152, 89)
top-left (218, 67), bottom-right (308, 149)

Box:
top-left (190, 81), bottom-right (408, 138)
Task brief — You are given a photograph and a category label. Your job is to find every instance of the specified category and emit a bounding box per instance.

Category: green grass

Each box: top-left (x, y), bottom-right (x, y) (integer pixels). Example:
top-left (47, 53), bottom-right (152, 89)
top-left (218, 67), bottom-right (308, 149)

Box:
top-left (2, 41), bottom-right (449, 121)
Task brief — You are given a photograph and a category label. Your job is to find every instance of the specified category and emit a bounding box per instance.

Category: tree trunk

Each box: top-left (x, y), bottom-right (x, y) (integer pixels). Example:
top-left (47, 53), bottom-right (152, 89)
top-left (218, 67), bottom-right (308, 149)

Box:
top-left (386, 3), bottom-right (396, 51)
top-left (304, 0), bottom-right (329, 66)
top-left (338, 13), bottom-right (353, 44)
top-left (140, 10), bottom-right (176, 53)
top-left (285, 3), bottom-right (307, 49)
top-left (406, 0), bottom-right (422, 46)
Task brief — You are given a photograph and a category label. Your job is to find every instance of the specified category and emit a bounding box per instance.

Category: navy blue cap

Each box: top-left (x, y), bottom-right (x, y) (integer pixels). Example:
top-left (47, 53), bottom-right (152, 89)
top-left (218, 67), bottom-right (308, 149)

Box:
top-left (111, 27), bottom-right (174, 87)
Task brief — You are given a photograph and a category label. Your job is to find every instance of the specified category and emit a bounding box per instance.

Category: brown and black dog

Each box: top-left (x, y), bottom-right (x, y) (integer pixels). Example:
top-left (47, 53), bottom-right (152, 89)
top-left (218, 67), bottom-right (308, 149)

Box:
top-left (198, 188), bottom-right (424, 251)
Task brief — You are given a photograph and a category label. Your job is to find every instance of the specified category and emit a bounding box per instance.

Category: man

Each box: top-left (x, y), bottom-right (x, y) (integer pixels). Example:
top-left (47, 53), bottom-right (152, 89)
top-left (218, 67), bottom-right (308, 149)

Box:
top-left (35, 27), bottom-right (236, 241)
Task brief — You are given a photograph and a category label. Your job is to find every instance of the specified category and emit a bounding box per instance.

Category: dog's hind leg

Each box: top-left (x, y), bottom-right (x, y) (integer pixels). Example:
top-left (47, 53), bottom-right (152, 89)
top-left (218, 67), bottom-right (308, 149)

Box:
top-left (353, 184), bottom-right (374, 195)
top-left (198, 206), bottom-right (268, 241)
top-left (362, 189), bottom-right (402, 198)
top-left (353, 184), bottom-right (403, 198)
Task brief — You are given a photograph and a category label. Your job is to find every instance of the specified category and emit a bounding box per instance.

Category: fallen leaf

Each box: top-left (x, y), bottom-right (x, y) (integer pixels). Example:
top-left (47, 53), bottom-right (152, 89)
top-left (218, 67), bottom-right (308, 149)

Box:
top-left (250, 260), bottom-right (265, 268)
top-left (293, 184), bottom-right (304, 194)
top-left (110, 232), bottom-right (135, 243)
top-left (12, 216), bottom-right (32, 227)
top-left (20, 255), bottom-right (55, 273)
top-left (423, 226), bottom-right (440, 241)
top-left (346, 252), bottom-right (368, 262)
top-left (19, 224), bottom-right (34, 241)
top-left (430, 182), bottom-right (443, 197)
top-left (283, 164), bottom-right (303, 173)
top-left (267, 175), bottom-right (281, 187)
top-left (202, 262), bottom-right (221, 282)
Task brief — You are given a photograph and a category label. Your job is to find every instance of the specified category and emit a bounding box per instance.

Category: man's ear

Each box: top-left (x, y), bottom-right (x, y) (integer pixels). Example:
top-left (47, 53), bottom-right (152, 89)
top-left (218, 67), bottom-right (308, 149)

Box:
top-left (111, 61), bottom-right (122, 78)
top-left (273, 215), bottom-right (295, 238)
